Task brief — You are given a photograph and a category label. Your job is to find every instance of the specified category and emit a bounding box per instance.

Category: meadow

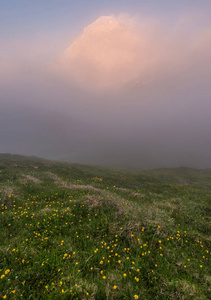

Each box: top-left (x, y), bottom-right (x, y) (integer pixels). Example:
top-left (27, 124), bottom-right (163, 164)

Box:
top-left (0, 154), bottom-right (210, 299)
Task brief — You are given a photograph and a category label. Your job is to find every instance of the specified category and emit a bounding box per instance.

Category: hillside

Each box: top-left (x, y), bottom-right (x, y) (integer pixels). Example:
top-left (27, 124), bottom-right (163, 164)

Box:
top-left (0, 154), bottom-right (210, 299)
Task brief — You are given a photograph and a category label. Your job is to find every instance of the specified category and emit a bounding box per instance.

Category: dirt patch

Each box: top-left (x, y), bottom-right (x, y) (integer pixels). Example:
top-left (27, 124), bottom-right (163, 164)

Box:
top-left (33, 207), bottom-right (53, 217)
top-left (179, 179), bottom-right (190, 185)
top-left (117, 188), bottom-right (128, 192)
top-left (130, 192), bottom-right (145, 198)
top-left (83, 195), bottom-right (104, 208)
top-left (0, 185), bottom-right (18, 206)
top-left (0, 186), bottom-right (14, 197)
top-left (40, 207), bottom-right (52, 214)
top-left (69, 185), bottom-right (101, 194)
top-left (20, 174), bottom-right (42, 184)
top-left (45, 172), bottom-right (70, 188)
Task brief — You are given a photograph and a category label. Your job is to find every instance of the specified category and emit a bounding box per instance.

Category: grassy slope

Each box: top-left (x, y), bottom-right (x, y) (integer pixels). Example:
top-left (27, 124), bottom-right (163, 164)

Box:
top-left (0, 154), bottom-right (210, 299)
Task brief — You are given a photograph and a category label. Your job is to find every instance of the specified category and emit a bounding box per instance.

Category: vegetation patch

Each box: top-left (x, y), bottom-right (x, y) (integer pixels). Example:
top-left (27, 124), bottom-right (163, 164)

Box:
top-left (0, 154), bottom-right (210, 299)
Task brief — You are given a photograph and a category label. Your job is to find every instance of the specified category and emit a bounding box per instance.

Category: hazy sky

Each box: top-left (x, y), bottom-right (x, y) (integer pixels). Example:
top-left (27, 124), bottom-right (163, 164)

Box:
top-left (1, 0), bottom-right (211, 169)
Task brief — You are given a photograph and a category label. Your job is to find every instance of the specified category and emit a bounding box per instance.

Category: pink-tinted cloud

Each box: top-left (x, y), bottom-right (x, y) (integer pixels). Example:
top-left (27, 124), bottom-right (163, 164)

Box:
top-left (60, 14), bottom-right (211, 92)
top-left (60, 16), bottom-right (155, 90)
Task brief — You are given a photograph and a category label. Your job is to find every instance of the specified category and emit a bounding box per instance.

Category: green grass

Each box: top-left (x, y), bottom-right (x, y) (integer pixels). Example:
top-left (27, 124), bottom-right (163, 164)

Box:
top-left (0, 154), bottom-right (210, 299)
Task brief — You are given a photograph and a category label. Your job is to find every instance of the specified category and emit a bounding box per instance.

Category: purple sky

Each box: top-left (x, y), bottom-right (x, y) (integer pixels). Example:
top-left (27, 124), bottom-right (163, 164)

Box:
top-left (0, 1), bottom-right (211, 169)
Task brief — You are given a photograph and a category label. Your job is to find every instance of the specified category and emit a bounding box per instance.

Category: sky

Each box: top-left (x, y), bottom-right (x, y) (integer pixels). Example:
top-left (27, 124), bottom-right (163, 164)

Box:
top-left (0, 0), bottom-right (211, 169)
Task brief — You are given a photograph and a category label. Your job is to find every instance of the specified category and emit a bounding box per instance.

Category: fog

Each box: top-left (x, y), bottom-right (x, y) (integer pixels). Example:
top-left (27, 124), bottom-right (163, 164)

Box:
top-left (1, 11), bottom-right (211, 169)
